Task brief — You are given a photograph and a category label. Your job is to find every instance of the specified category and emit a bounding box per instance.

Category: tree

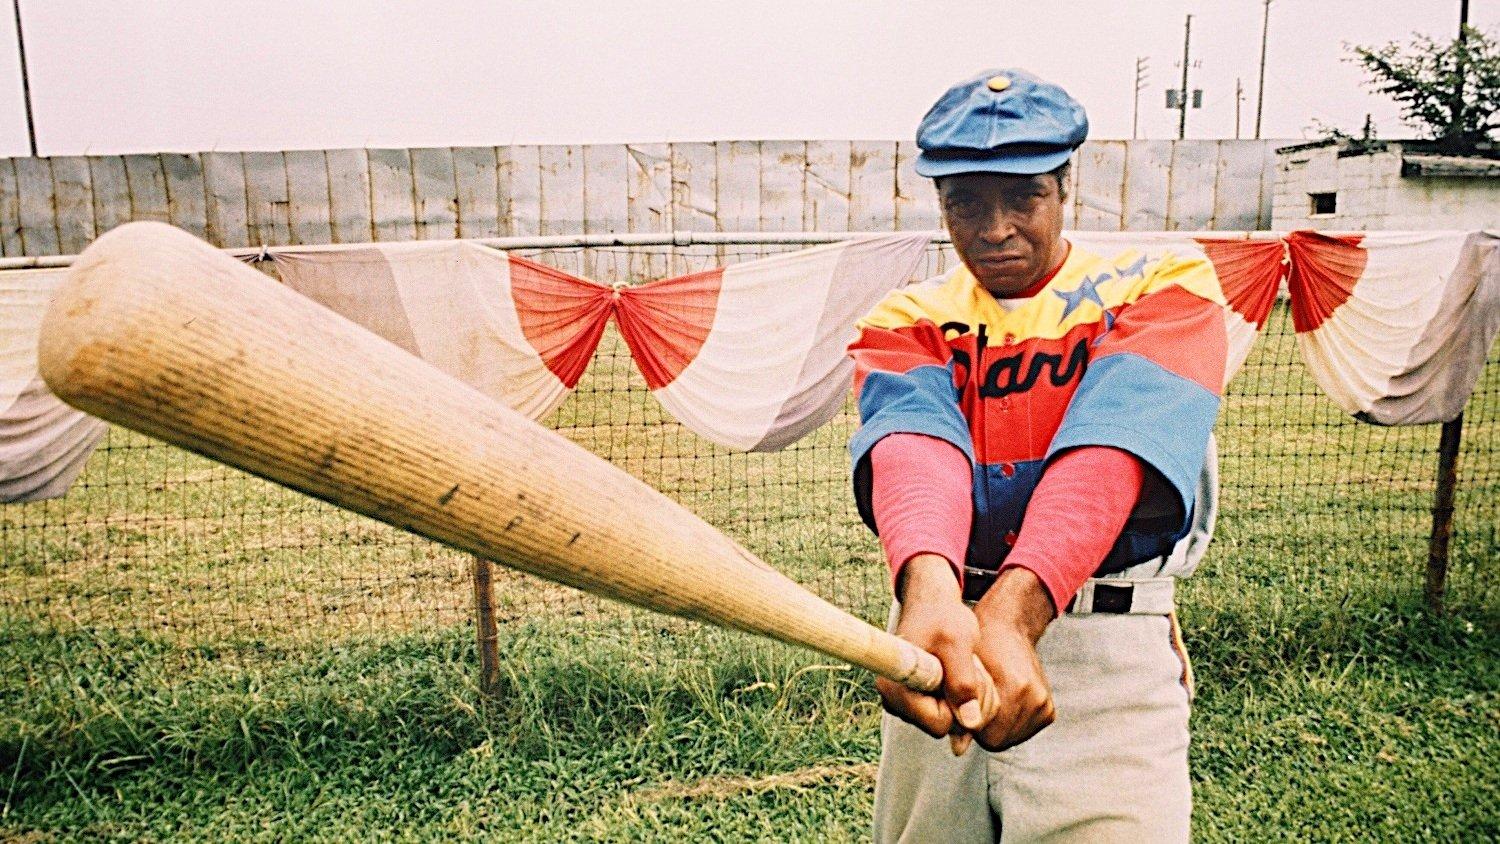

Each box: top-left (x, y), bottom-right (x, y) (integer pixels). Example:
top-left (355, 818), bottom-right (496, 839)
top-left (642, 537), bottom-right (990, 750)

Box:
top-left (1350, 25), bottom-right (1500, 149)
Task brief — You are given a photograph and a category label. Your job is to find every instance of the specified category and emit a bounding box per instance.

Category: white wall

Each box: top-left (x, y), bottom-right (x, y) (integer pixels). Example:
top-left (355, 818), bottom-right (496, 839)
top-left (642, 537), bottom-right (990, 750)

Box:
top-left (2, 140), bottom-right (1283, 263)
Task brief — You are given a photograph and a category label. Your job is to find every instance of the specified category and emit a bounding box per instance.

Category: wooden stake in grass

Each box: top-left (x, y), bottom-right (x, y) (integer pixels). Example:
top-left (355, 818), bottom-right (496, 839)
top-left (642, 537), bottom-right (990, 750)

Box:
top-left (1426, 414), bottom-right (1463, 615)
top-left (38, 222), bottom-right (942, 695)
top-left (472, 556), bottom-right (501, 699)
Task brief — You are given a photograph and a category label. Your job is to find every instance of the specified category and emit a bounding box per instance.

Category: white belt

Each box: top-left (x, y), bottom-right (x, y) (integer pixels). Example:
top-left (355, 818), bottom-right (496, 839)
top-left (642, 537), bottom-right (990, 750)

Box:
top-left (1066, 576), bottom-right (1175, 616)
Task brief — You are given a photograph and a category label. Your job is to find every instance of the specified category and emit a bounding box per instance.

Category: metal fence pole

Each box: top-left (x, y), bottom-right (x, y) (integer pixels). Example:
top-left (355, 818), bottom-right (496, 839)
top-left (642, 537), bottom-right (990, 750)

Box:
top-left (0, 229), bottom-right (1309, 271)
top-left (1426, 413), bottom-right (1464, 614)
top-left (471, 556), bottom-right (501, 698)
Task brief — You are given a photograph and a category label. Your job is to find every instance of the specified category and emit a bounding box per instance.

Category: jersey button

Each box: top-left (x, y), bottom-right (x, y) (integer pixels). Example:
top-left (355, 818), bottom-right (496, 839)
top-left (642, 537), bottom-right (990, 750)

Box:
top-left (1004, 530), bottom-right (1018, 546)
top-left (1003, 333), bottom-right (1016, 345)
top-left (1000, 462), bottom-right (1015, 477)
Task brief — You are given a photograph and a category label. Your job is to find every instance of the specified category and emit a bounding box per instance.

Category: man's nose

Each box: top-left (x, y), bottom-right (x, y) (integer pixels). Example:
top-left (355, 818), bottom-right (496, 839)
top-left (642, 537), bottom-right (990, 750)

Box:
top-left (976, 208), bottom-right (1016, 245)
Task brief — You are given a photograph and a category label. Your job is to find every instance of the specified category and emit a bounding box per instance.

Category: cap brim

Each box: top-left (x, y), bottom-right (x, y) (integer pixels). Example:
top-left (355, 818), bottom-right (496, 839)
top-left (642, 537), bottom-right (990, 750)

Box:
top-left (915, 147), bottom-right (1074, 178)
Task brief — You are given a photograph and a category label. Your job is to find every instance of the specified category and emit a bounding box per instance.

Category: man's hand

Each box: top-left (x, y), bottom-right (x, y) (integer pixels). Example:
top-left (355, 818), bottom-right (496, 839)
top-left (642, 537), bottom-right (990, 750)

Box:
top-left (877, 554), bottom-right (993, 754)
top-left (969, 567), bottom-right (1057, 752)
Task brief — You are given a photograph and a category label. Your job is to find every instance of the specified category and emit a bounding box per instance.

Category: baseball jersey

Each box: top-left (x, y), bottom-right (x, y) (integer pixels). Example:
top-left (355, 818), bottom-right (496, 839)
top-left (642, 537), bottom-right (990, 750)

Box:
top-left (848, 242), bottom-right (1228, 581)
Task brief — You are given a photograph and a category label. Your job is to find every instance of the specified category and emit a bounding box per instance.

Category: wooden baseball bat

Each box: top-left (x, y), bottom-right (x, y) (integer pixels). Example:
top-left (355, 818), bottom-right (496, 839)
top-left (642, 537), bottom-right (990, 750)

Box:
top-left (38, 222), bottom-right (942, 693)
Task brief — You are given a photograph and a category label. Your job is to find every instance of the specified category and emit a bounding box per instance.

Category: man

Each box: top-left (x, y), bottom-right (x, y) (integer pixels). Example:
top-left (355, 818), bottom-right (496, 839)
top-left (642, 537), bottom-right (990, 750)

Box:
top-left (848, 68), bottom-right (1226, 842)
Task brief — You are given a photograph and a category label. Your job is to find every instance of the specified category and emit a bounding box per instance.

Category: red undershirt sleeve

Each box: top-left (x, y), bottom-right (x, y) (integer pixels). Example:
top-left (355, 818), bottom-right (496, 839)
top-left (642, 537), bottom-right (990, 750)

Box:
top-left (869, 437), bottom-right (1145, 614)
top-left (1001, 446), bottom-right (1146, 616)
top-left (868, 433), bottom-right (972, 594)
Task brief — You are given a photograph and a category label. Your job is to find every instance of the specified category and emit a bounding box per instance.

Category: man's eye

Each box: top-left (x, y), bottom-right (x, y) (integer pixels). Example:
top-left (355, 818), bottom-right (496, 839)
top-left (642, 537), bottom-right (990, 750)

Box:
top-left (946, 199), bottom-right (982, 216)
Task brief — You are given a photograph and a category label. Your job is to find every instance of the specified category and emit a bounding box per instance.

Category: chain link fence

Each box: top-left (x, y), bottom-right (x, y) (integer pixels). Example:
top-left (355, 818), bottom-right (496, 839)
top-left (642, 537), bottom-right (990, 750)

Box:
top-left (1, 243), bottom-right (1495, 661)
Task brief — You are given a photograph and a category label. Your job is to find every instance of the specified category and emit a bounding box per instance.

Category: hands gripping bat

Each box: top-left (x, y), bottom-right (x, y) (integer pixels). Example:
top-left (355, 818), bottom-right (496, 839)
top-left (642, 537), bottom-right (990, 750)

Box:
top-left (38, 222), bottom-right (944, 693)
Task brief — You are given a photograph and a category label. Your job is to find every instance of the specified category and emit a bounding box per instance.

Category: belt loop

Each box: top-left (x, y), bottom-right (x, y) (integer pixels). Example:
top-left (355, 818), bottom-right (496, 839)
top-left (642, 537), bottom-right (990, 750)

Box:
top-left (1072, 580), bottom-right (1095, 615)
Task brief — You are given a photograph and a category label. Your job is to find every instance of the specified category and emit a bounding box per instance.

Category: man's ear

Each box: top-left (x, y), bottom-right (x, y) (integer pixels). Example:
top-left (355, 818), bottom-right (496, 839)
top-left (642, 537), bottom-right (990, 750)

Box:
top-left (1051, 163), bottom-right (1071, 202)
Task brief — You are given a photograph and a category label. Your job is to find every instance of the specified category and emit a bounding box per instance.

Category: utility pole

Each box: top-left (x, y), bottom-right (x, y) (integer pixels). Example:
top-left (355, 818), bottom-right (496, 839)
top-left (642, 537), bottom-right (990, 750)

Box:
top-left (1178, 14), bottom-right (1192, 140)
top-left (1454, 0), bottom-right (1469, 144)
top-left (1235, 77), bottom-right (1244, 139)
top-left (11, 0), bottom-right (35, 157)
top-left (1254, 0), bottom-right (1271, 139)
top-left (1132, 56), bottom-right (1149, 139)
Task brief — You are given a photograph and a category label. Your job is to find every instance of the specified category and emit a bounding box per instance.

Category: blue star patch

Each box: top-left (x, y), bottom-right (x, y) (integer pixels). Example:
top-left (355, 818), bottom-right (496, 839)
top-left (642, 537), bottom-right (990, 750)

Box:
top-left (1054, 273), bottom-right (1108, 322)
top-left (1114, 254), bottom-right (1148, 280)
top-left (1093, 308), bottom-right (1117, 346)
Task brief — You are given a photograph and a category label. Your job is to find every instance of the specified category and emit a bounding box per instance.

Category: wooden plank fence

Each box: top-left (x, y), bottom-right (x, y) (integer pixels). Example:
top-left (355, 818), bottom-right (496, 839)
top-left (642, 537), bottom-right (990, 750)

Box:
top-left (0, 140), bottom-right (1285, 281)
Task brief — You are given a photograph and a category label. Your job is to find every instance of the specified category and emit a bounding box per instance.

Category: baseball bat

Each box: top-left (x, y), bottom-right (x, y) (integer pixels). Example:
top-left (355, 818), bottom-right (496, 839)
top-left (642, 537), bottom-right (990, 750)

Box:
top-left (38, 222), bottom-right (943, 693)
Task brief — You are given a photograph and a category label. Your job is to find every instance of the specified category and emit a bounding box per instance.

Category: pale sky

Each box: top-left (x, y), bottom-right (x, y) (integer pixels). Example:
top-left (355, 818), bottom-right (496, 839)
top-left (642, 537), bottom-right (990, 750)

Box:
top-left (0, 0), bottom-right (1484, 156)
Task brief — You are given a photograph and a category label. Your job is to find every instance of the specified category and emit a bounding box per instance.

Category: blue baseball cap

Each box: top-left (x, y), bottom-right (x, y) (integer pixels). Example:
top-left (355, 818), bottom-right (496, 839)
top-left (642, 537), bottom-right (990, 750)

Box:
top-left (915, 68), bottom-right (1089, 178)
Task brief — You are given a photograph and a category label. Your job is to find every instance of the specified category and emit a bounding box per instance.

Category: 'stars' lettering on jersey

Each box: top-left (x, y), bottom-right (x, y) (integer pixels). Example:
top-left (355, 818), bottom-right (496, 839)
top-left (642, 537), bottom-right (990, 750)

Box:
top-left (941, 321), bottom-right (1089, 400)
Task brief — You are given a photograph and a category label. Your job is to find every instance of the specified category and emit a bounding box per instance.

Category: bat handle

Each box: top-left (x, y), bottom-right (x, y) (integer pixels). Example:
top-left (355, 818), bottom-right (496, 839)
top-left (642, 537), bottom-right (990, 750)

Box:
top-left (890, 639), bottom-right (944, 693)
top-left (887, 643), bottom-right (1007, 730)
top-left (895, 648), bottom-right (1007, 729)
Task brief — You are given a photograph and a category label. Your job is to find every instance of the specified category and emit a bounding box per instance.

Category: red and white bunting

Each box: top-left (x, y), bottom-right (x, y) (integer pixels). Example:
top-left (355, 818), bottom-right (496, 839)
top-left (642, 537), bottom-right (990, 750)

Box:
top-left (5, 227), bottom-right (1492, 508)
top-left (1, 269), bottom-right (107, 502)
top-left (273, 242), bottom-right (613, 421)
top-left (1288, 230), bottom-right (1499, 425)
top-left (614, 234), bottom-right (930, 451)
top-left (1194, 237), bottom-right (1287, 382)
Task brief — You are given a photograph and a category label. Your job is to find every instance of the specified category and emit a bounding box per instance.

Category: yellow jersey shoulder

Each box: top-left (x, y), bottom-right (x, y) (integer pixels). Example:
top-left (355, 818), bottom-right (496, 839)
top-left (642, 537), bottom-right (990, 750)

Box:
top-left (856, 270), bottom-right (972, 331)
top-left (857, 242), bottom-right (1225, 338)
top-left (1054, 244), bottom-right (1225, 322)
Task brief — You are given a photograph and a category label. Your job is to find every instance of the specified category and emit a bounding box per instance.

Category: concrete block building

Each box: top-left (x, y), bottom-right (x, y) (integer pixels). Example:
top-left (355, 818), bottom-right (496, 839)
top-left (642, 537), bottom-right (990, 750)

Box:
top-left (1272, 139), bottom-right (1500, 231)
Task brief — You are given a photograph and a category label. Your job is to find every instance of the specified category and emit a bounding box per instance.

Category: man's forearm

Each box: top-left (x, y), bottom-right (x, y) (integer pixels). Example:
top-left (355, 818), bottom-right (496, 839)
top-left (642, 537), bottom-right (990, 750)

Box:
top-left (896, 552), bottom-right (964, 606)
top-left (974, 567), bottom-right (1053, 643)
top-left (871, 433), bottom-right (973, 592)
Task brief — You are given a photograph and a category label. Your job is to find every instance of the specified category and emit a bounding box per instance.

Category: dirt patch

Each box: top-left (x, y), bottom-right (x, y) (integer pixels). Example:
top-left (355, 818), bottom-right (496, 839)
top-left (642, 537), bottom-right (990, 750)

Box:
top-left (630, 762), bottom-right (877, 803)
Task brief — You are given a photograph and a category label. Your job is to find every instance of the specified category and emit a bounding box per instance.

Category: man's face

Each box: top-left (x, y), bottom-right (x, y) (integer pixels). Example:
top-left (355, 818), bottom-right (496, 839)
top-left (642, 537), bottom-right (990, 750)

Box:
top-left (937, 171), bottom-right (1066, 298)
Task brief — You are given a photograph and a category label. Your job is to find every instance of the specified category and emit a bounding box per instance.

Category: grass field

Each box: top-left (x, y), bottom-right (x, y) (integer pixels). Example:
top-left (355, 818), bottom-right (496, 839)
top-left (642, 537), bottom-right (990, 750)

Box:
top-left (1, 304), bottom-right (1496, 841)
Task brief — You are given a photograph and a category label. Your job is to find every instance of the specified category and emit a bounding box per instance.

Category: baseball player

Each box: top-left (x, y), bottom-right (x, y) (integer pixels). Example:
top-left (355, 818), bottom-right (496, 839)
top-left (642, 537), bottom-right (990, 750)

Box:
top-left (848, 68), bottom-right (1226, 842)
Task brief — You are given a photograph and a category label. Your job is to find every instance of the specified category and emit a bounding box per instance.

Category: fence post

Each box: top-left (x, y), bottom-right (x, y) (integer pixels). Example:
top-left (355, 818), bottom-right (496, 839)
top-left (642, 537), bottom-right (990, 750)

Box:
top-left (471, 556), bottom-right (501, 698)
top-left (1425, 413), bottom-right (1463, 614)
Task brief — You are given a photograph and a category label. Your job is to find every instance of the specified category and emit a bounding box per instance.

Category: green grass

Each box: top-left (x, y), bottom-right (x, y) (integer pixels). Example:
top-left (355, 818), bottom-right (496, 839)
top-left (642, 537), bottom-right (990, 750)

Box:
top-left (0, 304), bottom-right (1496, 840)
top-left (1, 595), bottom-right (1494, 841)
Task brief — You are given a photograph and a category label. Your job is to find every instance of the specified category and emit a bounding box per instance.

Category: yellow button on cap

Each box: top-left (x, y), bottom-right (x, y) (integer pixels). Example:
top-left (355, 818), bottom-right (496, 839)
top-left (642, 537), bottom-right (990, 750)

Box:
top-left (986, 75), bottom-right (1011, 92)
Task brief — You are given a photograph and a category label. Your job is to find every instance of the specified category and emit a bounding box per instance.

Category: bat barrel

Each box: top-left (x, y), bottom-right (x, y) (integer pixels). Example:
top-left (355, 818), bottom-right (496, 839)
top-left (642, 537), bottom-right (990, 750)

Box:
top-left (38, 222), bottom-right (942, 693)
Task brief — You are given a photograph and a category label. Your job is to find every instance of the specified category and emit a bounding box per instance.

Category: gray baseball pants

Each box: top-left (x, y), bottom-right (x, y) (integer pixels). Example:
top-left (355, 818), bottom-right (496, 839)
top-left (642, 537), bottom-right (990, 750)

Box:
top-left (873, 610), bottom-right (1194, 843)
